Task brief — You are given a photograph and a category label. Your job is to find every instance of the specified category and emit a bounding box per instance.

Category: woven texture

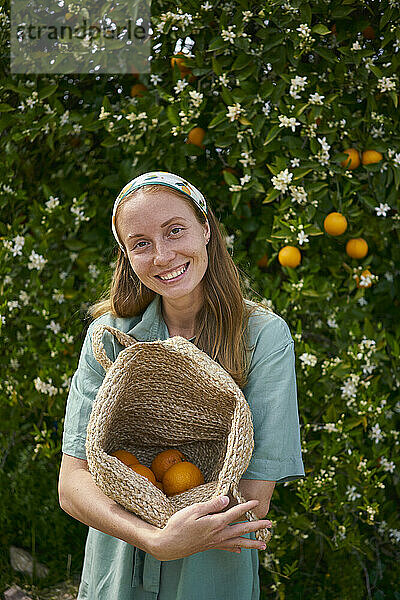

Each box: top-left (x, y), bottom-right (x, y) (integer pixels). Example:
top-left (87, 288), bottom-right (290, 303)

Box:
top-left (86, 324), bottom-right (271, 544)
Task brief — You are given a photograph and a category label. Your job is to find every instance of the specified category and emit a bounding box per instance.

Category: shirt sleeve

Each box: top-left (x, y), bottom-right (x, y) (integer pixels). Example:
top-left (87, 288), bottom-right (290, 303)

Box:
top-left (61, 320), bottom-right (112, 460)
top-left (241, 312), bottom-right (305, 484)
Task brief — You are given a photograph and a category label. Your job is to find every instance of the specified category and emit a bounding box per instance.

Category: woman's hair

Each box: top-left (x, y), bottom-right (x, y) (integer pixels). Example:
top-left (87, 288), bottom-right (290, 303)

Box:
top-left (89, 185), bottom-right (270, 388)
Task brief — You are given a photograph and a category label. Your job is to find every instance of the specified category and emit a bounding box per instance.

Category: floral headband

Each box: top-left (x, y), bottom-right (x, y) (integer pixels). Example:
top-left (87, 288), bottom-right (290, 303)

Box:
top-left (111, 171), bottom-right (208, 252)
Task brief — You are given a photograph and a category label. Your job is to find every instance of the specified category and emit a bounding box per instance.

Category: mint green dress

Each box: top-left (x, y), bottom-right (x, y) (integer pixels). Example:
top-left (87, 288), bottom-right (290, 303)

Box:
top-left (62, 295), bottom-right (305, 599)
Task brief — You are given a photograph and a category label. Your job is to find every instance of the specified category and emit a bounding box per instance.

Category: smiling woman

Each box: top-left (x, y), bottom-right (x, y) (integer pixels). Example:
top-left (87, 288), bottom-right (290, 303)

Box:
top-left (58, 171), bottom-right (305, 600)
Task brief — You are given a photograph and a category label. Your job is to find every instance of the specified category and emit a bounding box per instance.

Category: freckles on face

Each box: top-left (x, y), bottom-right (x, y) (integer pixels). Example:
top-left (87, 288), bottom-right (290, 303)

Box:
top-left (116, 190), bottom-right (210, 296)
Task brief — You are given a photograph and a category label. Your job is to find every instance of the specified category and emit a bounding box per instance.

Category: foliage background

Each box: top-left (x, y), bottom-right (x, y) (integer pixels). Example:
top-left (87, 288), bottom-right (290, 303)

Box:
top-left (1, 0), bottom-right (399, 598)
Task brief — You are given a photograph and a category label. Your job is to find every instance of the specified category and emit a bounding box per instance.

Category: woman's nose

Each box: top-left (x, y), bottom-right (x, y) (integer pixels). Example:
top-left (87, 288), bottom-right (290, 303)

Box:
top-left (153, 241), bottom-right (175, 265)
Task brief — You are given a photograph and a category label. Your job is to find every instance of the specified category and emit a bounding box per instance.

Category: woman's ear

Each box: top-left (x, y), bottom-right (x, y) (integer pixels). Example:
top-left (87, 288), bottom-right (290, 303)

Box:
top-left (204, 221), bottom-right (211, 245)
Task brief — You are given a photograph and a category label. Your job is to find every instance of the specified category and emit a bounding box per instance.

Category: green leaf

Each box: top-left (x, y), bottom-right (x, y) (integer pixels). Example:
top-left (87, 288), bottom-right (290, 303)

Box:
top-left (166, 105), bottom-right (179, 125)
top-left (207, 37), bottom-right (226, 52)
top-left (293, 168), bottom-right (313, 180)
top-left (263, 189), bottom-right (281, 204)
top-left (315, 48), bottom-right (337, 63)
top-left (0, 103), bottom-right (15, 112)
top-left (232, 54), bottom-right (252, 71)
top-left (369, 65), bottom-right (383, 78)
top-left (208, 111), bottom-right (227, 129)
top-left (39, 84), bottom-right (58, 100)
top-left (263, 125), bottom-right (280, 146)
top-left (312, 24), bottom-right (331, 35)
top-left (212, 57), bottom-right (222, 76)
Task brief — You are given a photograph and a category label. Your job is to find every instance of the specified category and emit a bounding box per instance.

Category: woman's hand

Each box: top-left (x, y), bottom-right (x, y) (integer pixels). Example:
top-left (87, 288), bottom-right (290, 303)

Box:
top-left (148, 495), bottom-right (272, 561)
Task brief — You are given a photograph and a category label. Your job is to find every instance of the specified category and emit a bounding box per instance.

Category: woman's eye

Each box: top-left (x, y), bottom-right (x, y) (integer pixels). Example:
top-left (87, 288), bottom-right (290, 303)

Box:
top-left (132, 228), bottom-right (183, 250)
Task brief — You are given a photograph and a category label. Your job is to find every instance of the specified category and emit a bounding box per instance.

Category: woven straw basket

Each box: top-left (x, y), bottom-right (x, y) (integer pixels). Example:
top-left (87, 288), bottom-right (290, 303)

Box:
top-left (86, 324), bottom-right (271, 544)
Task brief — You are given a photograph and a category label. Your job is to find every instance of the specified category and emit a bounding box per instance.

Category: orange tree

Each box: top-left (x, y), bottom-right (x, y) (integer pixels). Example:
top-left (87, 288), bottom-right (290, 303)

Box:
top-left (0, 0), bottom-right (399, 597)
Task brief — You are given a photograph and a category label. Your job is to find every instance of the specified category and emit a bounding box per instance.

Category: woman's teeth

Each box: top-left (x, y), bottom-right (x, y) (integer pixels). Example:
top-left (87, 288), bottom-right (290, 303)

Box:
top-left (158, 263), bottom-right (188, 281)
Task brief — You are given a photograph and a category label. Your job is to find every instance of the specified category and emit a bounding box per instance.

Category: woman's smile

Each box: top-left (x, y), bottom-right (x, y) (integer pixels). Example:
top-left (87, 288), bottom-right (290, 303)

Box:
top-left (155, 261), bottom-right (190, 283)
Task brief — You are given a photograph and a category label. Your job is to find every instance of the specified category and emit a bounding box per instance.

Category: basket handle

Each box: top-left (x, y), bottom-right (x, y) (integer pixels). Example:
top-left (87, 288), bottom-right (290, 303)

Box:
top-left (230, 488), bottom-right (272, 545)
top-left (92, 324), bottom-right (138, 371)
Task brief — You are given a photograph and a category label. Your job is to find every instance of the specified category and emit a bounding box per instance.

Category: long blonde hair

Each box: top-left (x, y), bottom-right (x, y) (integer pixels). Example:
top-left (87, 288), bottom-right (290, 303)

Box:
top-left (89, 185), bottom-right (270, 388)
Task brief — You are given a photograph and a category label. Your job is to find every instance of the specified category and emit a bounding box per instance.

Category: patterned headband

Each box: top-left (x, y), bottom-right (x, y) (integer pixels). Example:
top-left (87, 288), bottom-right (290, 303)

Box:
top-left (111, 171), bottom-right (208, 252)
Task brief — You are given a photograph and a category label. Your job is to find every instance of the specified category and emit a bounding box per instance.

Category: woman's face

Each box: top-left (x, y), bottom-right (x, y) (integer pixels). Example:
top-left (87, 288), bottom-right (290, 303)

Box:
top-left (117, 189), bottom-right (210, 303)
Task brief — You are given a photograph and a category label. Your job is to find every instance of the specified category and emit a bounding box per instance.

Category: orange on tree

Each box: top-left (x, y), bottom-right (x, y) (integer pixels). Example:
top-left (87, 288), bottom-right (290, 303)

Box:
top-left (162, 461), bottom-right (205, 497)
top-left (355, 269), bottom-right (373, 288)
top-left (362, 25), bottom-right (375, 39)
top-left (324, 212), bottom-right (348, 236)
top-left (278, 246), bottom-right (301, 268)
top-left (151, 449), bottom-right (186, 482)
top-left (346, 238), bottom-right (368, 259)
top-left (341, 148), bottom-right (360, 170)
top-left (257, 254), bottom-right (268, 269)
top-left (362, 150), bottom-right (383, 165)
top-left (187, 127), bottom-right (205, 148)
top-left (171, 52), bottom-right (191, 75)
top-left (130, 83), bottom-right (147, 98)
top-left (111, 450), bottom-right (140, 466)
top-left (129, 464), bottom-right (157, 485)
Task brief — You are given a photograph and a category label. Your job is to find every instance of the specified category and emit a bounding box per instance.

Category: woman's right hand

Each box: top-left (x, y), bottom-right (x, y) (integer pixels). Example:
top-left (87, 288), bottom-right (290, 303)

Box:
top-left (148, 495), bottom-right (272, 562)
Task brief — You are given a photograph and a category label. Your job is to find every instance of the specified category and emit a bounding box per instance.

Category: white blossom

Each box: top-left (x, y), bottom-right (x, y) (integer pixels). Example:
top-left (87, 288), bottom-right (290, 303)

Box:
top-left (351, 41), bottom-right (362, 50)
top-left (226, 103), bottom-right (243, 122)
top-left (297, 230), bottom-right (309, 245)
top-left (377, 76), bottom-right (397, 93)
top-left (3, 235), bottom-right (25, 257)
top-left (309, 92), bottom-right (325, 105)
top-left (149, 74), bottom-right (162, 85)
top-left (45, 196), bottom-right (60, 211)
top-left (289, 75), bottom-right (307, 99)
top-left (28, 250), bottom-right (47, 270)
top-left (271, 168), bottom-right (293, 192)
top-left (88, 264), bottom-right (100, 278)
top-left (346, 485), bottom-right (361, 502)
top-left (221, 25), bottom-right (237, 44)
top-left (262, 101), bottom-right (271, 116)
top-left (174, 79), bottom-right (189, 94)
top-left (375, 203), bottom-right (391, 217)
top-left (47, 320), bottom-right (61, 334)
top-left (290, 185), bottom-right (307, 204)
top-left (278, 115), bottom-right (300, 132)
top-left (60, 110), bottom-right (70, 126)
top-left (369, 423), bottom-right (385, 443)
top-left (379, 457), bottom-right (395, 473)
top-left (225, 234), bottom-right (235, 250)
top-left (34, 377), bottom-right (58, 396)
top-left (296, 24), bottom-right (311, 38)
top-left (341, 375), bottom-right (359, 400)
top-left (299, 352), bottom-right (317, 367)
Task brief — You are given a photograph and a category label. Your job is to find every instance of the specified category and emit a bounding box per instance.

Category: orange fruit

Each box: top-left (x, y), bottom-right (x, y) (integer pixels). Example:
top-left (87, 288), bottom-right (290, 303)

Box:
top-left (361, 150), bottom-right (383, 165)
top-left (346, 238), bottom-right (368, 259)
top-left (187, 127), bottom-right (205, 148)
top-left (341, 148), bottom-right (360, 170)
top-left (257, 254), bottom-right (268, 269)
top-left (278, 246), bottom-right (301, 268)
top-left (355, 269), bottom-right (373, 288)
top-left (130, 83), bottom-right (147, 97)
top-left (151, 449), bottom-right (186, 482)
top-left (170, 52), bottom-right (191, 75)
top-left (129, 464), bottom-right (157, 485)
top-left (111, 450), bottom-right (140, 466)
top-left (324, 212), bottom-right (348, 236)
top-left (154, 481), bottom-right (164, 492)
top-left (162, 461), bottom-right (205, 497)
top-left (362, 26), bottom-right (375, 39)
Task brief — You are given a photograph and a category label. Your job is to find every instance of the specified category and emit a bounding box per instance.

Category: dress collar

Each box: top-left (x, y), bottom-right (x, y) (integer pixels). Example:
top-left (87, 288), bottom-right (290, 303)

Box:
top-left (126, 295), bottom-right (169, 342)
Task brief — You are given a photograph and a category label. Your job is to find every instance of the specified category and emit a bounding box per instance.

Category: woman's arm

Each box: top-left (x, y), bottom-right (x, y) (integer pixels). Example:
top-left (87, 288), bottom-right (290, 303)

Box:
top-left (58, 454), bottom-right (272, 561)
